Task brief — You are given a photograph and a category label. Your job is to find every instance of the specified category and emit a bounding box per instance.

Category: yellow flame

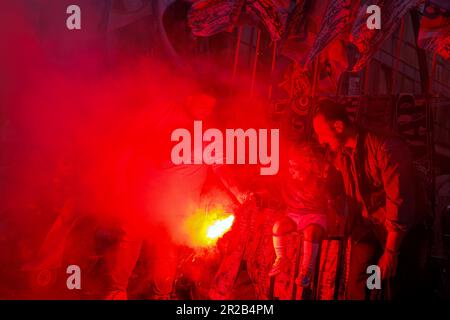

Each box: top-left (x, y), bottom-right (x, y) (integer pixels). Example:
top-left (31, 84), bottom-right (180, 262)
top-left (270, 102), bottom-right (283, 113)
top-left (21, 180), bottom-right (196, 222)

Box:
top-left (183, 207), bottom-right (235, 248)
top-left (206, 215), bottom-right (235, 240)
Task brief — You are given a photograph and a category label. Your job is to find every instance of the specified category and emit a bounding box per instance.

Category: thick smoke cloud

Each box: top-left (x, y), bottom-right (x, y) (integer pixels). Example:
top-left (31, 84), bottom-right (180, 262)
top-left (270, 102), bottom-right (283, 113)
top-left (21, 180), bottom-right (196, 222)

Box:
top-left (0, 1), bottom-right (278, 298)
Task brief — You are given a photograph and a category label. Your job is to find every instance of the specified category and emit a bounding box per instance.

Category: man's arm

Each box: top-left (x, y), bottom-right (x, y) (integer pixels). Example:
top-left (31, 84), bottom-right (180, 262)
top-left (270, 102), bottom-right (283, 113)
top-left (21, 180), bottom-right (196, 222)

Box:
top-left (376, 137), bottom-right (416, 278)
top-left (378, 229), bottom-right (405, 279)
top-left (211, 164), bottom-right (253, 205)
top-left (385, 229), bottom-right (405, 253)
top-left (377, 137), bottom-right (416, 234)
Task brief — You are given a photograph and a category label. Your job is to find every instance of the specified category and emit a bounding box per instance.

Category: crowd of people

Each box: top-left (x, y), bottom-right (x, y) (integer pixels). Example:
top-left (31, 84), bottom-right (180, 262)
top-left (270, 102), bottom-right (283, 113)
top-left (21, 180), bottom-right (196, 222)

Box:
top-left (23, 95), bottom-right (430, 300)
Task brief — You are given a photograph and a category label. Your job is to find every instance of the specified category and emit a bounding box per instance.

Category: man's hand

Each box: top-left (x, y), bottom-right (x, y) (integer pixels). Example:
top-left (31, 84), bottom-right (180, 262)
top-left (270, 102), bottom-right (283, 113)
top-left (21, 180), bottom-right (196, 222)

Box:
top-left (378, 229), bottom-right (405, 279)
top-left (378, 249), bottom-right (399, 280)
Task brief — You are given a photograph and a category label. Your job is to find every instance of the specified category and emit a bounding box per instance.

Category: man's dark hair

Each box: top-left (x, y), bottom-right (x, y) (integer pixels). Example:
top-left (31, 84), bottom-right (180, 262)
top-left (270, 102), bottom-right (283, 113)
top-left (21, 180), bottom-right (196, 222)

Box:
top-left (314, 98), bottom-right (352, 125)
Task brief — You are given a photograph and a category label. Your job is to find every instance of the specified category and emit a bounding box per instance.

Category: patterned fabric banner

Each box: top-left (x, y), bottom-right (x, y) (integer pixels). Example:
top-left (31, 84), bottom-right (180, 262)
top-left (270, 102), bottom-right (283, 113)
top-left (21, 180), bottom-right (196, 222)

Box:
top-left (281, 0), bottom-right (329, 64)
top-left (245, 0), bottom-right (289, 41)
top-left (304, 0), bottom-right (355, 66)
top-left (188, 0), bottom-right (245, 37)
top-left (418, 1), bottom-right (450, 60)
top-left (350, 0), bottom-right (423, 71)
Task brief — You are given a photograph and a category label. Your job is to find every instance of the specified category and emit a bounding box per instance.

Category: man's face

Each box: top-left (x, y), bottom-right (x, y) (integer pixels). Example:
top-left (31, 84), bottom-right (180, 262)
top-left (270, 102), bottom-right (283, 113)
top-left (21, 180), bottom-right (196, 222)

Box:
top-left (312, 114), bottom-right (344, 151)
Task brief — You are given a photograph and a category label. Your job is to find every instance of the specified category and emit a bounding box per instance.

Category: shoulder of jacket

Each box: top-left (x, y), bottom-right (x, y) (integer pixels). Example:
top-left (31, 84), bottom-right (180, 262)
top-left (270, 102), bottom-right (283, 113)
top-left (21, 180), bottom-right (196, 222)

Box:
top-left (363, 128), bottom-right (401, 148)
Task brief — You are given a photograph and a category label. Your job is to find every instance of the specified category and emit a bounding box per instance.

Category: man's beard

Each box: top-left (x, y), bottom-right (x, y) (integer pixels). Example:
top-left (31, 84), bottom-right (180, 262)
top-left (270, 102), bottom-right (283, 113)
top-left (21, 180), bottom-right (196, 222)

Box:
top-left (330, 134), bottom-right (346, 152)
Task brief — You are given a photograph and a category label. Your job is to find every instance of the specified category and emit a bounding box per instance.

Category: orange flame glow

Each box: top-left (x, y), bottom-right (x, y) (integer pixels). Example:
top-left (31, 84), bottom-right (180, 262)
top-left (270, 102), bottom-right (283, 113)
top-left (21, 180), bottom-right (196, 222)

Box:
top-left (206, 215), bottom-right (235, 240)
top-left (183, 206), bottom-right (235, 248)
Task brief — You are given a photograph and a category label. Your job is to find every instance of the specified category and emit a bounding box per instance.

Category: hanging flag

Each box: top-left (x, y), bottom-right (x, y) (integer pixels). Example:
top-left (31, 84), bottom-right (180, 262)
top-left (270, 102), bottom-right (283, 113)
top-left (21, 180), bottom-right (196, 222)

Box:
top-left (283, 0), bottom-right (307, 40)
top-left (281, 0), bottom-right (329, 64)
top-left (317, 40), bottom-right (349, 94)
top-left (279, 1), bottom-right (349, 95)
top-left (418, 1), bottom-right (450, 60)
top-left (245, 0), bottom-right (290, 41)
top-left (304, 0), bottom-right (357, 66)
top-left (188, 0), bottom-right (290, 40)
top-left (350, 0), bottom-right (423, 72)
top-left (188, 0), bottom-right (245, 37)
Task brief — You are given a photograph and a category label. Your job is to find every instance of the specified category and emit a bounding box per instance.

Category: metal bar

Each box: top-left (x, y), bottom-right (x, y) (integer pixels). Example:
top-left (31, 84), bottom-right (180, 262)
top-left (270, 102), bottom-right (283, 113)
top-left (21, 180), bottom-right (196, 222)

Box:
top-left (250, 29), bottom-right (261, 98)
top-left (312, 242), bottom-right (322, 300)
top-left (268, 41), bottom-right (278, 100)
top-left (392, 17), bottom-right (405, 94)
top-left (411, 9), bottom-right (436, 261)
top-left (333, 239), bottom-right (344, 300)
top-left (232, 27), bottom-right (243, 85)
top-left (310, 56), bottom-right (320, 98)
top-left (364, 62), bottom-right (371, 95)
top-left (307, 57), bottom-right (320, 139)
top-left (430, 53), bottom-right (438, 94)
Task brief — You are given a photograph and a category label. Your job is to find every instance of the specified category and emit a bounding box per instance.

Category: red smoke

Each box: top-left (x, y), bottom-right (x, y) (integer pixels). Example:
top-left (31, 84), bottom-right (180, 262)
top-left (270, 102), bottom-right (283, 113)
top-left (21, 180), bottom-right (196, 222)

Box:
top-left (0, 2), bottom-right (281, 298)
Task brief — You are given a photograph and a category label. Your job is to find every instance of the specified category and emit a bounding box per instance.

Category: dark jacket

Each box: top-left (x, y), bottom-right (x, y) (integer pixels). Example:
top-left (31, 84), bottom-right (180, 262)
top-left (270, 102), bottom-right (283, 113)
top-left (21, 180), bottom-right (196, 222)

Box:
top-left (333, 127), bottom-right (422, 241)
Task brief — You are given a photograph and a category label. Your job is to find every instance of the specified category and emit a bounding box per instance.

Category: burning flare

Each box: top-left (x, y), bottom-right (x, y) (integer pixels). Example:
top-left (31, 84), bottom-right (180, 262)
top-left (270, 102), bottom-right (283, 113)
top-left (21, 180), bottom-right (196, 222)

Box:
top-left (184, 206), bottom-right (235, 248)
top-left (206, 215), bottom-right (235, 240)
